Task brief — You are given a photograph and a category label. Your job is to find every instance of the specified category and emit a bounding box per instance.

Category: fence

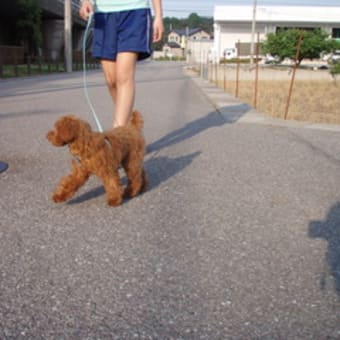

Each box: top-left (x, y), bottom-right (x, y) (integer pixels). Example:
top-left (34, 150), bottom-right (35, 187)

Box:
top-left (194, 58), bottom-right (339, 125)
top-left (0, 46), bottom-right (99, 78)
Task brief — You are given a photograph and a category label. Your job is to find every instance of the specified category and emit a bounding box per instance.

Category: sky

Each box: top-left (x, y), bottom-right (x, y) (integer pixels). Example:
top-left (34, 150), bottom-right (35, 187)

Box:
top-left (162, 0), bottom-right (340, 18)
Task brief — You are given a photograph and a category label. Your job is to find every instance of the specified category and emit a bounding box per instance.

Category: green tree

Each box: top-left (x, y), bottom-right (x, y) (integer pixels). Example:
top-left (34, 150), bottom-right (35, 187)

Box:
top-left (16, 0), bottom-right (42, 55)
top-left (262, 28), bottom-right (339, 65)
top-left (187, 13), bottom-right (201, 28)
top-left (185, 13), bottom-right (213, 35)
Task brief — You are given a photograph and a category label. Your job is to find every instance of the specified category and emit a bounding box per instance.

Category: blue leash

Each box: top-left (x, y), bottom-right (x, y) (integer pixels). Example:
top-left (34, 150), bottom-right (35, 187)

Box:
top-left (82, 13), bottom-right (104, 132)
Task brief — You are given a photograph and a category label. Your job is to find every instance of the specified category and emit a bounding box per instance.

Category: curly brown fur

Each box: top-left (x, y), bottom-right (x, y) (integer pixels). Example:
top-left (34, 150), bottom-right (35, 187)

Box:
top-left (46, 111), bottom-right (147, 206)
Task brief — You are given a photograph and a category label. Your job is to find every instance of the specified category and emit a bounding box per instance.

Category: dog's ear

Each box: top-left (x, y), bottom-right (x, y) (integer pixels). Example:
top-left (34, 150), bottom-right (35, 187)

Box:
top-left (48, 115), bottom-right (92, 146)
top-left (55, 115), bottom-right (80, 143)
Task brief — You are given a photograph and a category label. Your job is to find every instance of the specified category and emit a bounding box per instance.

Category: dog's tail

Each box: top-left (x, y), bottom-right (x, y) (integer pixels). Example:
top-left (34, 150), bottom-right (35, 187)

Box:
top-left (130, 110), bottom-right (144, 131)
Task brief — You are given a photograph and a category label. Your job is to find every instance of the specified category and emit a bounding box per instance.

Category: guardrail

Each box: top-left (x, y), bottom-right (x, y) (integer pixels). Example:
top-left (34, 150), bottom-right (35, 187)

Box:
top-left (0, 46), bottom-right (99, 78)
top-left (191, 59), bottom-right (338, 124)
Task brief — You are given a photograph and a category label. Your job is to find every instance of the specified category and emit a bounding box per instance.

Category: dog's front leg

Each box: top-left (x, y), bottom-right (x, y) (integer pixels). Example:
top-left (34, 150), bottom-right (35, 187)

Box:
top-left (101, 170), bottom-right (123, 206)
top-left (52, 160), bottom-right (89, 203)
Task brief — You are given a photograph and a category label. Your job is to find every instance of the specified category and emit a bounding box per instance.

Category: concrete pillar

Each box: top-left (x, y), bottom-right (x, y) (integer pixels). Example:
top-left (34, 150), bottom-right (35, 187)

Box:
top-left (42, 19), bottom-right (64, 61)
top-left (213, 23), bottom-right (221, 63)
top-left (65, 0), bottom-right (72, 72)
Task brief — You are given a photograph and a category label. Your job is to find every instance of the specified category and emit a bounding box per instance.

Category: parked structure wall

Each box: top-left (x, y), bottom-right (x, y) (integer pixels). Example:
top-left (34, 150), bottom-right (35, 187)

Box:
top-left (214, 5), bottom-right (340, 62)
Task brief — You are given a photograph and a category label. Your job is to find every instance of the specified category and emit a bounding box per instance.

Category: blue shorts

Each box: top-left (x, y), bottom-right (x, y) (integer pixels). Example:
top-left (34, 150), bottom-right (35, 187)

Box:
top-left (92, 8), bottom-right (152, 61)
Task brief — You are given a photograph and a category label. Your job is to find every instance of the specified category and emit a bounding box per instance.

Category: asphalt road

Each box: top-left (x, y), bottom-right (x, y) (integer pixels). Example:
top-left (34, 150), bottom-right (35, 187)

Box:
top-left (0, 61), bottom-right (339, 339)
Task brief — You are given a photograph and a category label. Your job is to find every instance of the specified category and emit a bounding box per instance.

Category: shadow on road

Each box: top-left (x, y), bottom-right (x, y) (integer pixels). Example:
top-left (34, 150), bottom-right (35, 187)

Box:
top-left (145, 151), bottom-right (201, 188)
top-left (147, 111), bottom-right (227, 154)
top-left (67, 151), bottom-right (201, 205)
top-left (309, 202), bottom-right (340, 295)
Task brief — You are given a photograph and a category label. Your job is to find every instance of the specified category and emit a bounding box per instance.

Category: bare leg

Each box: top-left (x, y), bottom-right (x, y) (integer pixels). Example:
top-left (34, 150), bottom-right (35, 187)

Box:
top-left (101, 53), bottom-right (138, 128)
top-left (114, 52), bottom-right (138, 127)
top-left (101, 59), bottom-right (117, 103)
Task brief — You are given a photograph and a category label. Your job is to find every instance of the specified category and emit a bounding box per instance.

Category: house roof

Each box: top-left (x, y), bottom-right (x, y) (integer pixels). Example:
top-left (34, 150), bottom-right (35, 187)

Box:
top-left (165, 42), bottom-right (181, 48)
top-left (214, 5), bottom-right (340, 24)
top-left (170, 28), bottom-right (207, 37)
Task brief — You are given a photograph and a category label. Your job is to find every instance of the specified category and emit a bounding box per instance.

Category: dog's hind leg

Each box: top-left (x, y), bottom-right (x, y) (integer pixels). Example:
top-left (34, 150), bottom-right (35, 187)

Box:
top-left (52, 160), bottom-right (89, 203)
top-left (123, 165), bottom-right (147, 199)
top-left (101, 171), bottom-right (123, 206)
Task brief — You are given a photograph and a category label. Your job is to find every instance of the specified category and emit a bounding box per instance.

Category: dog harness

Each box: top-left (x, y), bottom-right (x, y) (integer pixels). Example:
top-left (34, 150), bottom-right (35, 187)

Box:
top-left (71, 136), bottom-right (112, 164)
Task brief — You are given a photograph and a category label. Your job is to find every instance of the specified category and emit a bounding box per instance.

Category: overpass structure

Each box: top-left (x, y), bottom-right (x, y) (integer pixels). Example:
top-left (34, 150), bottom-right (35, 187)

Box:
top-left (37, 0), bottom-right (87, 60)
top-left (0, 0), bottom-right (88, 61)
top-left (38, 0), bottom-right (84, 26)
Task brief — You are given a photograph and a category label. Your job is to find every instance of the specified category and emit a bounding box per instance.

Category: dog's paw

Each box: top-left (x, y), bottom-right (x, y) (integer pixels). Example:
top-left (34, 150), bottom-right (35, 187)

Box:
top-left (107, 196), bottom-right (122, 206)
top-left (52, 192), bottom-right (68, 203)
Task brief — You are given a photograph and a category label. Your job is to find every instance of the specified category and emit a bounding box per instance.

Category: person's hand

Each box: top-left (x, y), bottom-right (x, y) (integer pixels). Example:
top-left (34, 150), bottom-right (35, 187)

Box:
top-left (79, 0), bottom-right (94, 21)
top-left (153, 16), bottom-right (164, 42)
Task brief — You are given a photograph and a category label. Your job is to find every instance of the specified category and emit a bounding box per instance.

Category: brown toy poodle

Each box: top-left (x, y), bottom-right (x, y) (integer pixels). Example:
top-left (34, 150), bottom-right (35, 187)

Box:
top-left (46, 111), bottom-right (147, 206)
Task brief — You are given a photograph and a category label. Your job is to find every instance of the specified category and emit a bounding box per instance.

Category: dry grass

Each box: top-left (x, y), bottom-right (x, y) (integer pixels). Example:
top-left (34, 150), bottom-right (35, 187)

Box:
top-left (210, 66), bottom-right (340, 125)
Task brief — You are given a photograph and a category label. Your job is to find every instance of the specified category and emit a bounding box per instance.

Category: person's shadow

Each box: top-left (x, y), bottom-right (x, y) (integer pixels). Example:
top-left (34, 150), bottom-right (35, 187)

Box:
top-left (147, 106), bottom-right (250, 154)
top-left (309, 202), bottom-right (340, 295)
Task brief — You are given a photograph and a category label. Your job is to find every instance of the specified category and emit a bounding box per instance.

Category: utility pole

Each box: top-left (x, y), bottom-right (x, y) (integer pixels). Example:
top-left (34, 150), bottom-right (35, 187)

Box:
top-left (250, 0), bottom-right (257, 64)
top-left (65, 0), bottom-right (72, 72)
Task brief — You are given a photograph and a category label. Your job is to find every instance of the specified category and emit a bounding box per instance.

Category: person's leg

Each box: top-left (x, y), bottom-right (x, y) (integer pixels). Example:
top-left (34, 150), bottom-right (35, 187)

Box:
top-left (101, 59), bottom-right (117, 103)
top-left (114, 51), bottom-right (138, 127)
top-left (101, 52), bottom-right (137, 128)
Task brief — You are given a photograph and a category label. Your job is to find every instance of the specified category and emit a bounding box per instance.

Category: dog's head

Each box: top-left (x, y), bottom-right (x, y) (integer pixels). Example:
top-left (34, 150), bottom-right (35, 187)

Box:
top-left (46, 115), bottom-right (92, 146)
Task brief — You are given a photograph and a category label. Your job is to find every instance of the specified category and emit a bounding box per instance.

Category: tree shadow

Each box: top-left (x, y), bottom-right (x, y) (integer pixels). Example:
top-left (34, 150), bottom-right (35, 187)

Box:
top-left (67, 151), bottom-right (201, 205)
top-left (309, 202), bottom-right (340, 295)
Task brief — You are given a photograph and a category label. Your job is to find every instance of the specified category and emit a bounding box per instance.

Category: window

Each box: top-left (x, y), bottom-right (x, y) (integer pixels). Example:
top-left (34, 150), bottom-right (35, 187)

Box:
top-left (276, 26), bottom-right (315, 33)
top-left (332, 28), bottom-right (340, 39)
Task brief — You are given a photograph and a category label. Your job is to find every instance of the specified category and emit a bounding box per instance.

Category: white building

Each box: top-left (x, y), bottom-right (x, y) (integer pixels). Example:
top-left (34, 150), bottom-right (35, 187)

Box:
top-left (213, 5), bottom-right (340, 62)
